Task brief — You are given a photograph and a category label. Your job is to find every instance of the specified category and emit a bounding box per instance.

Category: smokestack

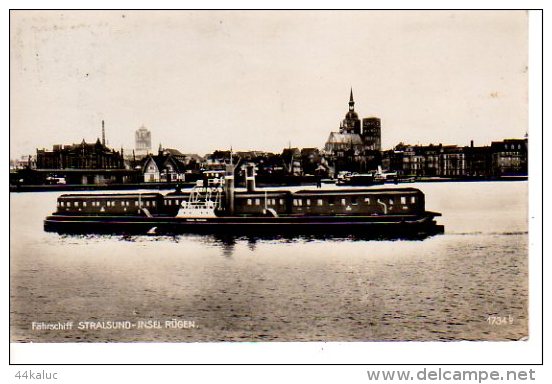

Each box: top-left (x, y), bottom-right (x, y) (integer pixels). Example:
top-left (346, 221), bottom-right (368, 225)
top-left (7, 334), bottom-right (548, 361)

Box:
top-left (101, 120), bottom-right (106, 146)
top-left (225, 163), bottom-right (235, 215)
top-left (246, 163), bottom-right (256, 192)
top-left (470, 140), bottom-right (474, 148)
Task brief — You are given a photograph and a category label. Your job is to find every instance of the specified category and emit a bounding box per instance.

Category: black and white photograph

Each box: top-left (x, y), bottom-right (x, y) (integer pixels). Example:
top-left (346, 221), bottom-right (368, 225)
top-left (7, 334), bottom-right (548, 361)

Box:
top-left (8, 9), bottom-right (542, 367)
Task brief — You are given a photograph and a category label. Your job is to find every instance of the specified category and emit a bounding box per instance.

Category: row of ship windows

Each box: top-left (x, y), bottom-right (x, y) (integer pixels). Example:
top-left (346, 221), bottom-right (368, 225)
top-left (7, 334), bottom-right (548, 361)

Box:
top-left (59, 200), bottom-right (158, 208)
top-left (58, 196), bottom-right (418, 208)
top-left (245, 196), bottom-right (417, 207)
top-left (245, 198), bottom-right (286, 206)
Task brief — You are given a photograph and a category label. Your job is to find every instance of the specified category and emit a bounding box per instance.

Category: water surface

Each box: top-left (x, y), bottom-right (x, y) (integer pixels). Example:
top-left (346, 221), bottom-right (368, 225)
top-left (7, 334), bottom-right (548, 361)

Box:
top-left (10, 181), bottom-right (528, 342)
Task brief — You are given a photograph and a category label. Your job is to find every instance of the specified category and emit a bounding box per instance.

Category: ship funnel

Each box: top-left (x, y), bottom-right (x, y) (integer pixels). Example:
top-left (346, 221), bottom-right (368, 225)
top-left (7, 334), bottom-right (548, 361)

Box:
top-left (245, 163), bottom-right (256, 192)
top-left (225, 164), bottom-right (235, 215)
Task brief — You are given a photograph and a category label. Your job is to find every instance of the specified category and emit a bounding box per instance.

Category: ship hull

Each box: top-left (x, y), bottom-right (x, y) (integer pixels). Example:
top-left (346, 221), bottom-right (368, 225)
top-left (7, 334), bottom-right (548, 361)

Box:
top-left (44, 213), bottom-right (443, 238)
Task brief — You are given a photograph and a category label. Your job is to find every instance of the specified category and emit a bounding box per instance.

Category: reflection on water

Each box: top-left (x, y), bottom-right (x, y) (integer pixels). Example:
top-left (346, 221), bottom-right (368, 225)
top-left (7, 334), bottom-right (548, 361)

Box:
top-left (120, 232), bottom-right (442, 257)
top-left (10, 181), bottom-right (528, 342)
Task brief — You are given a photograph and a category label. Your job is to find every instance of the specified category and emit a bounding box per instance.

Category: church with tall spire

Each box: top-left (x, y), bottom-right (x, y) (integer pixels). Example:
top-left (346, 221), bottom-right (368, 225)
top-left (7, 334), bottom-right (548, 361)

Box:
top-left (340, 88), bottom-right (361, 135)
top-left (324, 88), bottom-right (382, 173)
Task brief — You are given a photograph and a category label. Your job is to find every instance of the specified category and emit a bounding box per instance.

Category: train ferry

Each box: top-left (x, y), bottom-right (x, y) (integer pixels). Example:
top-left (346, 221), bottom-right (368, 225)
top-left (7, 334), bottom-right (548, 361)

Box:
top-left (44, 164), bottom-right (444, 237)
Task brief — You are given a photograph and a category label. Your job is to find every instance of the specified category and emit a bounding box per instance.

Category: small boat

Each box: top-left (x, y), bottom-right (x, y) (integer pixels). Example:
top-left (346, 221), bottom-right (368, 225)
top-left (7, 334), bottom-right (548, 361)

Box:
top-left (44, 164), bottom-right (443, 238)
top-left (336, 172), bottom-right (383, 186)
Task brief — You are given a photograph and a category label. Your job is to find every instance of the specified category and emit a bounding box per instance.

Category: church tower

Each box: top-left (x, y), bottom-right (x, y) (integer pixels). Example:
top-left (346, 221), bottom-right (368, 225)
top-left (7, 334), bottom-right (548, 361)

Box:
top-left (340, 88), bottom-right (361, 135)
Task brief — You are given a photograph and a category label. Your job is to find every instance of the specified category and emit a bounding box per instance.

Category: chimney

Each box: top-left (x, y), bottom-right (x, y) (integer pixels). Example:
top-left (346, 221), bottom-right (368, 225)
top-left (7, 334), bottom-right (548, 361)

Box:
top-left (225, 163), bottom-right (235, 215)
top-left (245, 163), bottom-right (256, 192)
top-left (101, 120), bottom-right (106, 146)
top-left (470, 140), bottom-right (474, 148)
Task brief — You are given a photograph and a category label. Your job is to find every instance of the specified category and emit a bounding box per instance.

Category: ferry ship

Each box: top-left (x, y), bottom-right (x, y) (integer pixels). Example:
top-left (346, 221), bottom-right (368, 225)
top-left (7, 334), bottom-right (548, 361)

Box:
top-left (44, 164), bottom-right (444, 238)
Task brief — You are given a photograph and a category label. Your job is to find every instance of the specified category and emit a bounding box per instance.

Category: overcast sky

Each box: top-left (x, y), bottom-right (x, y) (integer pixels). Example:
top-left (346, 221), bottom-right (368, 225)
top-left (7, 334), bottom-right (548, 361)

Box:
top-left (10, 10), bottom-right (528, 158)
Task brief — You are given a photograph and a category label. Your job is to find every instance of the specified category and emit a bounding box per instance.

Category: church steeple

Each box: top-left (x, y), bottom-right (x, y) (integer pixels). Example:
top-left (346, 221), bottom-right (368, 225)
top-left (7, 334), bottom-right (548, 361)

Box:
top-left (342, 88), bottom-right (360, 134)
top-left (349, 88), bottom-right (355, 111)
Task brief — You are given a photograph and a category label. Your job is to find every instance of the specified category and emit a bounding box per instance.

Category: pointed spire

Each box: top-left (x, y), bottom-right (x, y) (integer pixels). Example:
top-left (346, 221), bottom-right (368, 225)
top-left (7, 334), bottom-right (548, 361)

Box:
top-left (348, 88), bottom-right (355, 111)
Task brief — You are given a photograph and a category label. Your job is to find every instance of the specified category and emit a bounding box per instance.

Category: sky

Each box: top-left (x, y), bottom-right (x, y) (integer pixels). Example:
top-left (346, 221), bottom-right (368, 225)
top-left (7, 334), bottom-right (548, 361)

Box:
top-left (10, 10), bottom-right (528, 158)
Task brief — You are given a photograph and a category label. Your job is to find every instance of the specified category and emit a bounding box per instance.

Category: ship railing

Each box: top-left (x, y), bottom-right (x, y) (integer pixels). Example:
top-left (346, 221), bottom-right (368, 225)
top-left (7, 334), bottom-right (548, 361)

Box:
top-left (185, 180), bottom-right (223, 210)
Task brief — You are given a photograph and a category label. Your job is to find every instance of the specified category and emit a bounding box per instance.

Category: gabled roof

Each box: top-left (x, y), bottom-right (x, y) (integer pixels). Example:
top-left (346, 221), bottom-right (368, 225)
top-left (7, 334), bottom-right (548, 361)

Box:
top-left (142, 154), bottom-right (186, 173)
top-left (326, 132), bottom-right (363, 145)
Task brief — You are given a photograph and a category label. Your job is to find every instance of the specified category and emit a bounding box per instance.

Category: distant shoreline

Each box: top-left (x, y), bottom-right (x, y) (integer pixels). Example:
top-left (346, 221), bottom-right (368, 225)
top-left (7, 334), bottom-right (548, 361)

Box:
top-left (9, 176), bottom-right (528, 193)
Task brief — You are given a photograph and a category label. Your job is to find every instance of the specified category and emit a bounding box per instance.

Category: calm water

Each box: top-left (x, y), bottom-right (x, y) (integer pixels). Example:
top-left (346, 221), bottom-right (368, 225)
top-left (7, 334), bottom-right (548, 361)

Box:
top-left (10, 181), bottom-right (528, 342)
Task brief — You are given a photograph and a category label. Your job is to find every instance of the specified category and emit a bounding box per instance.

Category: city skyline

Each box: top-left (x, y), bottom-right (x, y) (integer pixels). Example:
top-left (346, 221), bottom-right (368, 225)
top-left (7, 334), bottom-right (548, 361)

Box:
top-left (10, 11), bottom-right (528, 158)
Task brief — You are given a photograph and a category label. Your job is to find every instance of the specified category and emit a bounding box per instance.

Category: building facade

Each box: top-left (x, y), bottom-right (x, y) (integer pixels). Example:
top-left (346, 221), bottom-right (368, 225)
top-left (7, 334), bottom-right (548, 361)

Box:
top-left (36, 139), bottom-right (124, 170)
top-left (142, 154), bottom-right (186, 183)
top-left (382, 138), bottom-right (527, 178)
top-left (33, 134), bottom-right (133, 185)
top-left (135, 125), bottom-right (152, 158)
top-left (490, 138), bottom-right (528, 176)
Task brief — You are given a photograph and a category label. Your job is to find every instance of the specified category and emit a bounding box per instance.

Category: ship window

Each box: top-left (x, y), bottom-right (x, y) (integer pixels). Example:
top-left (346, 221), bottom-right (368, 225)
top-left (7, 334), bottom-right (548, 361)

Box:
top-left (351, 197), bottom-right (358, 205)
top-left (74, 201), bottom-right (79, 207)
top-left (60, 201), bottom-right (64, 207)
top-left (67, 202), bottom-right (72, 207)
top-left (401, 197), bottom-right (406, 204)
top-left (279, 199), bottom-right (284, 205)
top-left (305, 199), bottom-right (311, 206)
top-left (317, 199), bottom-right (323, 206)
top-left (341, 198), bottom-right (346, 205)
top-left (247, 199), bottom-right (252, 205)
top-left (152, 201), bottom-right (156, 207)
top-left (328, 197), bottom-right (335, 205)
top-left (411, 196), bottom-right (416, 204)
top-left (255, 199), bottom-right (260, 205)
top-left (145, 201), bottom-right (150, 207)
top-left (135, 201), bottom-right (139, 206)
top-left (175, 200), bottom-right (179, 205)
top-left (389, 198), bottom-right (394, 205)
top-left (83, 202), bottom-right (87, 207)
top-left (364, 197), bottom-right (371, 204)
top-left (167, 200), bottom-right (171, 206)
